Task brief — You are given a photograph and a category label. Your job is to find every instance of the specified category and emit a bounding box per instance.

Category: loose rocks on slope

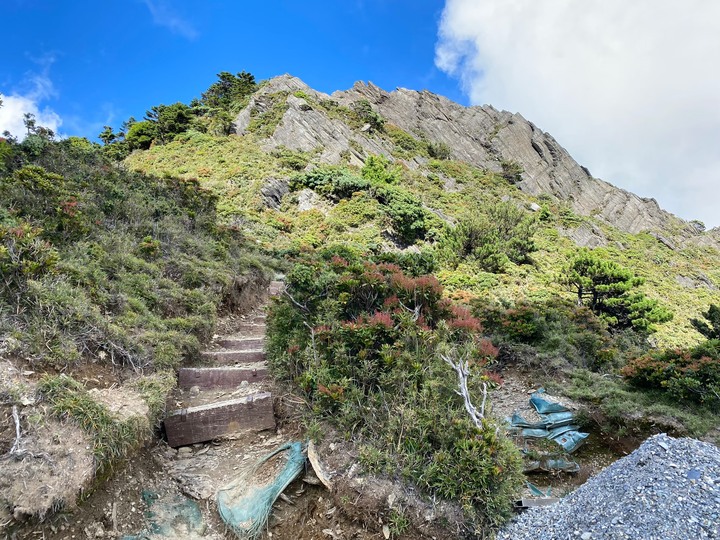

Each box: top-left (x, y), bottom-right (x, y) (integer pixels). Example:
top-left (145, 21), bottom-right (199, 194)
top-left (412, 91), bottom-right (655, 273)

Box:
top-left (498, 433), bottom-right (719, 540)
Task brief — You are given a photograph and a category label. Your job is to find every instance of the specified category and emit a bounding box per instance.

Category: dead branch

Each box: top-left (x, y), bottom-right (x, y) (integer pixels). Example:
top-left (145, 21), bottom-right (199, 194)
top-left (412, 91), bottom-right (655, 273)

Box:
top-left (9, 405), bottom-right (21, 455)
top-left (283, 289), bottom-right (310, 313)
top-left (303, 322), bottom-right (319, 367)
top-left (397, 299), bottom-right (422, 321)
top-left (441, 353), bottom-right (486, 430)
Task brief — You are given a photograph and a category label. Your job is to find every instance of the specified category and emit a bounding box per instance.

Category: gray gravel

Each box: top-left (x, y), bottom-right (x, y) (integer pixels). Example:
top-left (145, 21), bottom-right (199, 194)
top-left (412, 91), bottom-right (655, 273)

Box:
top-left (498, 433), bottom-right (719, 540)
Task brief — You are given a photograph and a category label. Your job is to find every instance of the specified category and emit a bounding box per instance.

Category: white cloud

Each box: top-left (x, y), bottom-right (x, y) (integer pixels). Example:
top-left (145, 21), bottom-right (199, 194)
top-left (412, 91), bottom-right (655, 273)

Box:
top-left (436, 0), bottom-right (720, 227)
top-left (0, 70), bottom-right (62, 140)
top-left (143, 0), bottom-right (198, 40)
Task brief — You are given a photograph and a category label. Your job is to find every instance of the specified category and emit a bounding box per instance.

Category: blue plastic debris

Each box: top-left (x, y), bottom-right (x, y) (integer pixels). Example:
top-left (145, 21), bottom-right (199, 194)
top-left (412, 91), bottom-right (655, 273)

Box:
top-left (122, 491), bottom-right (206, 539)
top-left (526, 481), bottom-right (552, 497)
top-left (553, 430), bottom-right (589, 453)
top-left (217, 441), bottom-right (305, 539)
top-left (530, 391), bottom-right (572, 414)
top-left (507, 389), bottom-right (589, 453)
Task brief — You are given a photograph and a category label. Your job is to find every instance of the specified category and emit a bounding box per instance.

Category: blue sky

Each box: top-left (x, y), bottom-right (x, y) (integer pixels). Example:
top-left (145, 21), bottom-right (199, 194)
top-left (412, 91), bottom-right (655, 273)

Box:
top-left (0, 0), bottom-right (464, 138)
top-left (2, 1), bottom-right (720, 227)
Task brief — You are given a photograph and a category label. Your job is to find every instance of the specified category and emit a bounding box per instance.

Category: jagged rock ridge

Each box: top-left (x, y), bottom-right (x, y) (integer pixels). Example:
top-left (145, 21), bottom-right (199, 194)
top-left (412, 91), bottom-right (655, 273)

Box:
top-left (236, 75), bottom-right (695, 238)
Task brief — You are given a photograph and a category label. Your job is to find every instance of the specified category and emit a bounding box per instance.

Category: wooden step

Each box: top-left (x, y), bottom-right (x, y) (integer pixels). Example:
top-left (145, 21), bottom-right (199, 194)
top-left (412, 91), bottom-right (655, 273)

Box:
top-left (164, 392), bottom-right (275, 447)
top-left (215, 337), bottom-right (265, 350)
top-left (240, 315), bottom-right (266, 325)
top-left (178, 366), bottom-right (269, 389)
top-left (201, 350), bottom-right (266, 364)
top-left (233, 325), bottom-right (267, 337)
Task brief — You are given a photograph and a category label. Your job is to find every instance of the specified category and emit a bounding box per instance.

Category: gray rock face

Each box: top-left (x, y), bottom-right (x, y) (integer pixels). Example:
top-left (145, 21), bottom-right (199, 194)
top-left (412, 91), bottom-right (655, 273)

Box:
top-left (236, 76), bottom-right (704, 240)
top-left (260, 178), bottom-right (289, 210)
top-left (334, 81), bottom-right (681, 236)
top-left (235, 75), bottom-right (388, 166)
top-left (559, 223), bottom-right (608, 248)
top-left (676, 273), bottom-right (718, 290)
top-left (297, 188), bottom-right (325, 213)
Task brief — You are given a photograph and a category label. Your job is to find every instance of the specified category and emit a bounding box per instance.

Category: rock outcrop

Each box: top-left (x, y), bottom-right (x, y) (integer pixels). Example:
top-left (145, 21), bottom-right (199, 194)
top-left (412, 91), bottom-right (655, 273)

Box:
top-left (236, 75), bottom-right (702, 240)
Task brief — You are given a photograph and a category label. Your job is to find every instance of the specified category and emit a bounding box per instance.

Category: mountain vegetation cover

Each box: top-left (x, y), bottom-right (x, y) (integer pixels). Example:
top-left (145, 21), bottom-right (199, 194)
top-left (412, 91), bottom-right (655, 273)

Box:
top-left (2, 72), bottom-right (720, 536)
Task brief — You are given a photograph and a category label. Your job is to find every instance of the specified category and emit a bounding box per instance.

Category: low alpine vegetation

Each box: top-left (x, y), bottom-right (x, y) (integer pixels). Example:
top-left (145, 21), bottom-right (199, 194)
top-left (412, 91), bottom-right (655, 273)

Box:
top-left (266, 246), bottom-right (523, 531)
top-left (0, 126), bottom-right (266, 372)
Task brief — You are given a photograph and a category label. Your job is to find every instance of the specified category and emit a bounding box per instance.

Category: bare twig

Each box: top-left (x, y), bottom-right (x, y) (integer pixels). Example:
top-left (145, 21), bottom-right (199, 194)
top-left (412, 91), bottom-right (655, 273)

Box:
top-left (283, 289), bottom-right (310, 313)
top-left (303, 322), bottom-right (319, 367)
top-left (9, 405), bottom-right (21, 454)
top-left (441, 353), bottom-right (486, 430)
top-left (397, 299), bottom-right (422, 321)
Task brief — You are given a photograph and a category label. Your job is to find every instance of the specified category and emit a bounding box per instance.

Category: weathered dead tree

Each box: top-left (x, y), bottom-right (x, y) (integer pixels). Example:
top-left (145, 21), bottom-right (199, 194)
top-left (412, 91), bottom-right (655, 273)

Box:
top-left (441, 353), bottom-right (487, 430)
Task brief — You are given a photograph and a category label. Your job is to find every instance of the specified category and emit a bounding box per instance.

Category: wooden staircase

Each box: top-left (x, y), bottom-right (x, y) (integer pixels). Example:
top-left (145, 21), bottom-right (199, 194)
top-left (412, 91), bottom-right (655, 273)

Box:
top-left (164, 281), bottom-right (283, 448)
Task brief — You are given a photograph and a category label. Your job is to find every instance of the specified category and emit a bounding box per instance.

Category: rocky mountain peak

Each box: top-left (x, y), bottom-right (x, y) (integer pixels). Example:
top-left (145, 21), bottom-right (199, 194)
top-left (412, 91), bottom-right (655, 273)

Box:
top-left (235, 75), bottom-right (699, 239)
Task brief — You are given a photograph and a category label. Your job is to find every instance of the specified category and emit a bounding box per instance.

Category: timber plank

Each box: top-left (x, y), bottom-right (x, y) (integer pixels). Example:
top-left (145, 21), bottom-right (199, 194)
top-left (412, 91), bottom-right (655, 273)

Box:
top-left (514, 498), bottom-right (560, 509)
top-left (215, 337), bottom-right (265, 350)
top-left (235, 324), bottom-right (266, 333)
top-left (201, 350), bottom-right (266, 364)
top-left (164, 392), bottom-right (275, 447)
top-left (178, 366), bottom-right (268, 389)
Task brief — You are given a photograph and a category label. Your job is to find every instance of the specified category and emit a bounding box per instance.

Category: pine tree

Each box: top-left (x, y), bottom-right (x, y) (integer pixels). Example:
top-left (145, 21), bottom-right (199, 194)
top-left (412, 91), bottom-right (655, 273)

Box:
top-left (690, 304), bottom-right (720, 339)
top-left (562, 249), bottom-right (672, 332)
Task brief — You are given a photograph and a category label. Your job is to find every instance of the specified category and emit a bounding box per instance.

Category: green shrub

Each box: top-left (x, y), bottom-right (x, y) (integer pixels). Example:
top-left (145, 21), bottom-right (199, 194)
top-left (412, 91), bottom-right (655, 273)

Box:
top-left (385, 125), bottom-right (426, 158)
top-left (200, 71), bottom-right (257, 111)
top-left (561, 248), bottom-right (673, 332)
top-left (0, 221), bottom-right (59, 305)
top-left (361, 154), bottom-right (400, 185)
top-left (500, 159), bottom-right (523, 183)
top-left (266, 249), bottom-right (523, 532)
top-left (447, 201), bottom-right (537, 272)
top-left (426, 141), bottom-right (452, 160)
top-left (291, 161), bottom-right (436, 244)
top-left (271, 146), bottom-right (310, 171)
top-left (350, 99), bottom-right (384, 132)
top-left (247, 92), bottom-right (289, 138)
top-left (622, 340), bottom-right (720, 406)
top-left (691, 304), bottom-right (720, 339)
top-left (125, 121), bottom-right (157, 150)
top-left (0, 137), bottom-right (265, 371)
top-left (475, 298), bottom-right (626, 372)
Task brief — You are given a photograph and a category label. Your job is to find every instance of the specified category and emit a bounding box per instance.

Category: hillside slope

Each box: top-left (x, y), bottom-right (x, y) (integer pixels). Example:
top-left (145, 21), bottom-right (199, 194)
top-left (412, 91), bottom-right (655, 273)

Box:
top-left (236, 75), bottom-right (700, 238)
top-left (125, 74), bottom-right (720, 348)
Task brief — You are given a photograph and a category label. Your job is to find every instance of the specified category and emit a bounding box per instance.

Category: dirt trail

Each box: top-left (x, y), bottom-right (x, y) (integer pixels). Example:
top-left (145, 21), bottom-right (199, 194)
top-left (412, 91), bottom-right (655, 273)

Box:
top-left (9, 286), bottom-right (623, 540)
top-left (14, 286), bottom-right (384, 540)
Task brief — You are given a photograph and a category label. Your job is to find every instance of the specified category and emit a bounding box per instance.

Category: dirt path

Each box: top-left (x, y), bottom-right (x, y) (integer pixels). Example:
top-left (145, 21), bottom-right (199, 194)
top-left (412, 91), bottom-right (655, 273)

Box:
top-left (15, 287), bottom-right (384, 540)
top-left (10, 288), bottom-right (625, 540)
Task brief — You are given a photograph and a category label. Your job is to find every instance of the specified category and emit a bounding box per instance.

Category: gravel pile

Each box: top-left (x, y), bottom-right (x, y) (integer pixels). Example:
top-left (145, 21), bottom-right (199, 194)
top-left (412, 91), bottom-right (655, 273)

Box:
top-left (498, 433), bottom-right (719, 540)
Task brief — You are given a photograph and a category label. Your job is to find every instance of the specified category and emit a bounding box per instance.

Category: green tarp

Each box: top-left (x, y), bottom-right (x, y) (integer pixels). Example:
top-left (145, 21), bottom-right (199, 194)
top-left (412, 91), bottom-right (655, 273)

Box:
top-left (217, 441), bottom-right (305, 540)
top-left (508, 389), bottom-right (589, 453)
top-left (122, 491), bottom-right (207, 539)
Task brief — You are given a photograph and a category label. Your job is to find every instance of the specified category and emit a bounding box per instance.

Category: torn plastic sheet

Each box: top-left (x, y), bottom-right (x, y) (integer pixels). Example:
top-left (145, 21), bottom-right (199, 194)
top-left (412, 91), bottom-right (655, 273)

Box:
top-left (553, 430), bottom-right (589, 453)
top-left (530, 391), bottom-right (571, 414)
top-left (507, 389), bottom-right (589, 453)
top-left (526, 481), bottom-right (552, 497)
top-left (510, 412), bottom-right (575, 430)
top-left (122, 491), bottom-right (206, 539)
top-left (217, 441), bottom-right (305, 540)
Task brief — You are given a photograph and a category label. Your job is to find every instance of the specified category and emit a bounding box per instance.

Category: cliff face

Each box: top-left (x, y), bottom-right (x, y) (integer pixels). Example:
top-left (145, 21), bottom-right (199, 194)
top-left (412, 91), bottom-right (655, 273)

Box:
top-left (235, 75), bottom-right (694, 238)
